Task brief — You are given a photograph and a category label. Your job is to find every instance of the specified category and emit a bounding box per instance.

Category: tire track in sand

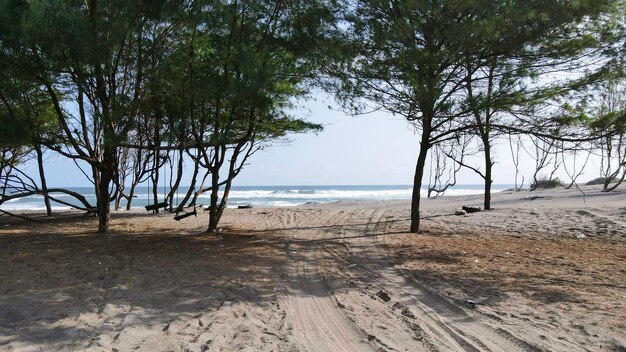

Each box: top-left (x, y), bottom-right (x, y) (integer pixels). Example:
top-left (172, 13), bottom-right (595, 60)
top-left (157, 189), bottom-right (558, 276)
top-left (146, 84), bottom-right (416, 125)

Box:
top-left (279, 208), bottom-right (374, 352)
top-left (327, 206), bottom-right (544, 352)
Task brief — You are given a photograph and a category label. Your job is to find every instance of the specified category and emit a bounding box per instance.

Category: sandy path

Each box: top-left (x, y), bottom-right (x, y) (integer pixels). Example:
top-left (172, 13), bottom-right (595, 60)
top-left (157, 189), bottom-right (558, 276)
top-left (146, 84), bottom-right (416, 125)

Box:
top-left (366, 208), bottom-right (543, 351)
top-left (259, 205), bottom-right (544, 351)
top-left (279, 209), bottom-right (374, 352)
top-left (309, 206), bottom-right (540, 351)
top-left (367, 208), bottom-right (531, 351)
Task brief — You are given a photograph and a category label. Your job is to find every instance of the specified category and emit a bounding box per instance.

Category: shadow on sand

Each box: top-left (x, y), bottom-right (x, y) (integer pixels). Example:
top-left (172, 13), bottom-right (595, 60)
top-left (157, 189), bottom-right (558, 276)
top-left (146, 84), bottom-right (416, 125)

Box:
top-left (0, 210), bottom-right (592, 347)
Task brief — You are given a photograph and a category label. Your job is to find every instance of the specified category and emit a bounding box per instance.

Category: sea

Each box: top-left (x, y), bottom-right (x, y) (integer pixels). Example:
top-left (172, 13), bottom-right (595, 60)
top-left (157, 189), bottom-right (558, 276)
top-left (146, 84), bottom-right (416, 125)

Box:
top-left (1, 184), bottom-right (513, 211)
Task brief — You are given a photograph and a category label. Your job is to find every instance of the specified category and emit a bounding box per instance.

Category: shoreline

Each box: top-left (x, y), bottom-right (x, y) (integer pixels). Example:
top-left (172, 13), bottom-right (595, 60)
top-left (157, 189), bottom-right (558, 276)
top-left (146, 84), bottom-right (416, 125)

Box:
top-left (0, 183), bottom-right (606, 211)
top-left (0, 183), bottom-right (517, 212)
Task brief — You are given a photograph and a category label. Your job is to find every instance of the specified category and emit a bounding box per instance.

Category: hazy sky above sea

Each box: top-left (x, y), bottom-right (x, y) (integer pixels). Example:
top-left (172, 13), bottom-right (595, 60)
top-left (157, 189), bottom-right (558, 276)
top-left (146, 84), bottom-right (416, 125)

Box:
top-left (29, 93), bottom-right (603, 188)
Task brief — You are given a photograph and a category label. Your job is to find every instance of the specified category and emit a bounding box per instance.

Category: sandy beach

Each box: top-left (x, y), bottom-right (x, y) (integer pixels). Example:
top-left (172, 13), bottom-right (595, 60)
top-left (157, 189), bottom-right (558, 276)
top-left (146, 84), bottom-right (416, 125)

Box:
top-left (1, 186), bottom-right (625, 351)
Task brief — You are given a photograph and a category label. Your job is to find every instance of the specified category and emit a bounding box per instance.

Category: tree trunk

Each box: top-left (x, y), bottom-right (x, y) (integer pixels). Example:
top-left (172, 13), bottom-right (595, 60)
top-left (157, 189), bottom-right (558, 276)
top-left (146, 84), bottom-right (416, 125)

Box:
top-left (97, 179), bottom-right (111, 233)
top-left (35, 144), bottom-right (52, 216)
top-left (410, 135), bottom-right (430, 233)
top-left (191, 168), bottom-right (212, 207)
top-left (207, 169), bottom-right (220, 233)
top-left (216, 180), bottom-right (233, 225)
top-left (96, 145), bottom-right (116, 233)
top-left (483, 141), bottom-right (493, 210)
top-left (151, 153), bottom-right (160, 214)
top-left (603, 168), bottom-right (626, 192)
top-left (97, 168), bottom-right (113, 233)
top-left (114, 183), bottom-right (124, 210)
top-left (213, 143), bottom-right (246, 228)
top-left (126, 181), bottom-right (137, 210)
top-left (603, 177), bottom-right (611, 191)
top-left (175, 159), bottom-right (199, 213)
top-left (167, 149), bottom-right (184, 212)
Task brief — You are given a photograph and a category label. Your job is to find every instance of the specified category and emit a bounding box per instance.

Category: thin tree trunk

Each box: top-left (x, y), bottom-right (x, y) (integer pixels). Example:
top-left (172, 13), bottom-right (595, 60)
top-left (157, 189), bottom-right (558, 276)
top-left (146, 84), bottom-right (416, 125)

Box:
top-left (97, 148), bottom-right (115, 233)
top-left (207, 168), bottom-right (220, 233)
top-left (35, 144), bottom-right (52, 216)
top-left (176, 158), bottom-right (199, 213)
top-left (126, 180), bottom-right (137, 210)
top-left (114, 178), bottom-right (125, 210)
top-left (114, 193), bottom-right (122, 210)
top-left (167, 149), bottom-right (184, 212)
top-left (603, 168), bottom-right (626, 192)
top-left (97, 175), bottom-right (111, 233)
top-left (213, 142), bottom-right (249, 228)
top-left (126, 151), bottom-right (146, 210)
top-left (207, 169), bottom-right (220, 232)
top-left (151, 153), bottom-right (160, 214)
top-left (216, 179), bottom-right (233, 224)
top-left (410, 133), bottom-right (430, 233)
top-left (95, 170), bottom-right (111, 233)
top-left (483, 140), bottom-right (492, 210)
top-left (190, 170), bottom-right (210, 208)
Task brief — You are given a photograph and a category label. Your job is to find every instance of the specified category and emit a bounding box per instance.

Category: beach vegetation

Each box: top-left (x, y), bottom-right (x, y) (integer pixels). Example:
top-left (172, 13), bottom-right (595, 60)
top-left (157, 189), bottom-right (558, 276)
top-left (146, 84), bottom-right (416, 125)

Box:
top-left (0, 0), bottom-right (624, 234)
top-left (0, 0), bottom-right (331, 232)
top-left (531, 177), bottom-right (564, 190)
top-left (329, 0), bottom-right (619, 232)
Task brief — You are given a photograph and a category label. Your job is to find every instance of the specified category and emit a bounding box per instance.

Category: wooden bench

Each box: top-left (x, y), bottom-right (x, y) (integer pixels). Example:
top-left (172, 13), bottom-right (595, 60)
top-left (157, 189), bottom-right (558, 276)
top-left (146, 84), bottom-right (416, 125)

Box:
top-left (145, 202), bottom-right (169, 212)
top-left (174, 209), bottom-right (197, 221)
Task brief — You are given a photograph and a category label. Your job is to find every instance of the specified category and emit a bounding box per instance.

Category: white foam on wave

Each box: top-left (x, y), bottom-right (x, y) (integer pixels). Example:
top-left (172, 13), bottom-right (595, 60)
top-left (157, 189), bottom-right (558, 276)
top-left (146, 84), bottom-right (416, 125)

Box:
top-left (47, 193), bottom-right (96, 199)
top-left (208, 189), bottom-right (414, 200)
top-left (133, 193), bottom-right (169, 200)
top-left (226, 200), bottom-right (304, 208)
top-left (216, 188), bottom-right (489, 200)
top-left (0, 203), bottom-right (72, 211)
top-left (267, 200), bottom-right (305, 207)
top-left (1, 186), bottom-right (501, 210)
top-left (133, 187), bottom-right (495, 200)
top-left (197, 190), bottom-right (275, 199)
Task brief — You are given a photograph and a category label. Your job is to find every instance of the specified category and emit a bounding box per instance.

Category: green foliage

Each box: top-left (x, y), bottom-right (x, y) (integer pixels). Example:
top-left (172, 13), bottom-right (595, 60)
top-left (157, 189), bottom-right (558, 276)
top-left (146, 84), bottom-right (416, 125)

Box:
top-left (326, 0), bottom-right (620, 231)
top-left (332, 0), bottom-right (615, 132)
top-left (591, 110), bottom-right (626, 134)
top-left (162, 0), bottom-right (331, 148)
top-left (585, 177), bottom-right (614, 185)
top-left (0, 0), bottom-right (334, 230)
top-left (531, 177), bottom-right (564, 189)
top-left (0, 0), bottom-right (329, 154)
top-left (0, 77), bottom-right (57, 148)
top-left (583, 79), bottom-right (626, 139)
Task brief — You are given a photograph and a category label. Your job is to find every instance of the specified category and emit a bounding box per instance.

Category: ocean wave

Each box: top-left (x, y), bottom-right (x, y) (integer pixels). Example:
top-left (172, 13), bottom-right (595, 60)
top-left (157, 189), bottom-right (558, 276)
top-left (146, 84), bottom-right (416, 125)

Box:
top-left (0, 203), bottom-right (72, 211)
top-left (132, 193), bottom-right (170, 200)
top-left (267, 200), bottom-right (305, 207)
top-left (204, 189), bottom-right (414, 200)
top-left (128, 187), bottom-right (490, 200)
top-left (1, 185), bottom-right (503, 210)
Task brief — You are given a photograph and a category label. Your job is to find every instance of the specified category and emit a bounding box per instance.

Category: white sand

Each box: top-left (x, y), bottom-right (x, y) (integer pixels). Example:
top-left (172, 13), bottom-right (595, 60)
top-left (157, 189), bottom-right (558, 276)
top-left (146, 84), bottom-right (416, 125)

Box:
top-left (0, 185), bottom-right (624, 351)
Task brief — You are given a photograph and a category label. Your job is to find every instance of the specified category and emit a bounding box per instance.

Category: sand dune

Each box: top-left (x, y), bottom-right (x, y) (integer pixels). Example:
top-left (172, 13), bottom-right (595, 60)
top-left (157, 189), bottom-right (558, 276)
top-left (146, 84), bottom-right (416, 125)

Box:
top-left (1, 185), bottom-right (625, 351)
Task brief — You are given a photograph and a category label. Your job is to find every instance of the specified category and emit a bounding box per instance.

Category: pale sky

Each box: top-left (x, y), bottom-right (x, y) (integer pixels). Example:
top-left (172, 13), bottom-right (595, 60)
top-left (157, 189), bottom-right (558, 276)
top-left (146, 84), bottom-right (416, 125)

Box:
top-left (26, 93), bottom-right (604, 188)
